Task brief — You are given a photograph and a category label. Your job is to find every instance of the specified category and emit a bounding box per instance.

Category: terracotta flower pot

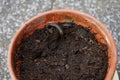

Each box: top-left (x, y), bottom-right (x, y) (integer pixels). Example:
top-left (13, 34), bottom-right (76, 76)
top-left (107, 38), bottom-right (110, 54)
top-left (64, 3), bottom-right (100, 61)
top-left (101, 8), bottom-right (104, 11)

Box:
top-left (8, 10), bottom-right (117, 80)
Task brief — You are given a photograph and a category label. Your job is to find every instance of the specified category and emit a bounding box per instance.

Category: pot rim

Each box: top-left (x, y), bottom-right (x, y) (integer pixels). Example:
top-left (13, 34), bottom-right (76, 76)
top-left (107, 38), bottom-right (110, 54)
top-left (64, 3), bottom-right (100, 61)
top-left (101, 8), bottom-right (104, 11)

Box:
top-left (8, 9), bottom-right (117, 80)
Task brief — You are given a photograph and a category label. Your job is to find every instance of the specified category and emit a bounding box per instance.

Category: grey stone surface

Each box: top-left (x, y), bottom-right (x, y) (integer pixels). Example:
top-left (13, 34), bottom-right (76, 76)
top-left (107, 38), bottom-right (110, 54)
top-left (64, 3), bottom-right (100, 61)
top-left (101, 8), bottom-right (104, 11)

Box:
top-left (0, 0), bottom-right (120, 80)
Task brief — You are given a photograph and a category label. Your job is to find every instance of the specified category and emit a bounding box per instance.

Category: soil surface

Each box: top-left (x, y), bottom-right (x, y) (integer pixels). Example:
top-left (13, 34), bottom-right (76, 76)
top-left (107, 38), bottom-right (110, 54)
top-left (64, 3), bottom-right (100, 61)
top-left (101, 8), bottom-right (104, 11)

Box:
top-left (15, 22), bottom-right (108, 80)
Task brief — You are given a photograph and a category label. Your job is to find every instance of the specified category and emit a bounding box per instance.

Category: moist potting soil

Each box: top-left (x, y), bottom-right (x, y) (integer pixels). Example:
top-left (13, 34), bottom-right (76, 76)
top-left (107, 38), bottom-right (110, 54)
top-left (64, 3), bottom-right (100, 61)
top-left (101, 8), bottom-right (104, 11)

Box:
top-left (15, 22), bottom-right (108, 80)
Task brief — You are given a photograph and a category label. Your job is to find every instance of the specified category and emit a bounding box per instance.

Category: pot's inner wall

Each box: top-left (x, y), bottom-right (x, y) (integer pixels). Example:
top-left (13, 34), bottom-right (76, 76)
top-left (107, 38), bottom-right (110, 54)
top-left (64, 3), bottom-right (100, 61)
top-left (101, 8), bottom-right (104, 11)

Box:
top-left (23, 12), bottom-right (107, 45)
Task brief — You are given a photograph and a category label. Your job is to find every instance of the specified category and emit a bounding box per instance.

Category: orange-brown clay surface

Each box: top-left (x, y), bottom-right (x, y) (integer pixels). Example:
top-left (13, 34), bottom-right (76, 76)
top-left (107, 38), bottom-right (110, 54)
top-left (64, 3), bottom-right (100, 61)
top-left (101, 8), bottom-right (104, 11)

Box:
top-left (8, 10), bottom-right (117, 80)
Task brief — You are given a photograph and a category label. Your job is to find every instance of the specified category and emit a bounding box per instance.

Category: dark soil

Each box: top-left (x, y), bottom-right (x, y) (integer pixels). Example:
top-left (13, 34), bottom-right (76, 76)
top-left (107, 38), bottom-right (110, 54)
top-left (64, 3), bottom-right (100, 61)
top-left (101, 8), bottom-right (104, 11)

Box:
top-left (15, 22), bottom-right (108, 80)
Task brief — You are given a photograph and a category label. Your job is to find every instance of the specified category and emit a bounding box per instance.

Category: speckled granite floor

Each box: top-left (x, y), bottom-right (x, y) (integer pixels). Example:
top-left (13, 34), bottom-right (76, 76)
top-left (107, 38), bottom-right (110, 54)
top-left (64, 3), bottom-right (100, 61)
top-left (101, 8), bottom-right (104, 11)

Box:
top-left (0, 0), bottom-right (120, 80)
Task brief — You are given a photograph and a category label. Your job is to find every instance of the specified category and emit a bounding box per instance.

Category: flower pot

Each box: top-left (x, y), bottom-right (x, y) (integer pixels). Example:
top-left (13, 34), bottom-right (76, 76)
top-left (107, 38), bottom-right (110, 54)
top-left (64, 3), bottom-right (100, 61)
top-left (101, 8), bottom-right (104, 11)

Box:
top-left (8, 10), bottom-right (117, 80)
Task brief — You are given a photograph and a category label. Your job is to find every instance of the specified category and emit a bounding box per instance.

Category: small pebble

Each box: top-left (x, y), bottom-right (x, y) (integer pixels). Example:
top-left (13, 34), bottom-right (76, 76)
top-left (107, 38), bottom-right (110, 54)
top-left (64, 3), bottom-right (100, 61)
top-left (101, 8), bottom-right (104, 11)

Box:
top-left (35, 40), bottom-right (41, 43)
top-left (65, 64), bottom-right (69, 69)
top-left (89, 39), bottom-right (94, 44)
top-left (34, 59), bottom-right (37, 62)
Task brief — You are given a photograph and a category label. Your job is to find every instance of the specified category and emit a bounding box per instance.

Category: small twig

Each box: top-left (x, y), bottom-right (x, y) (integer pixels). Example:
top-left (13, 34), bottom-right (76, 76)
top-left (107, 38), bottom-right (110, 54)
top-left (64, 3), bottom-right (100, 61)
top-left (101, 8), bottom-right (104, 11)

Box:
top-left (47, 22), bottom-right (64, 38)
